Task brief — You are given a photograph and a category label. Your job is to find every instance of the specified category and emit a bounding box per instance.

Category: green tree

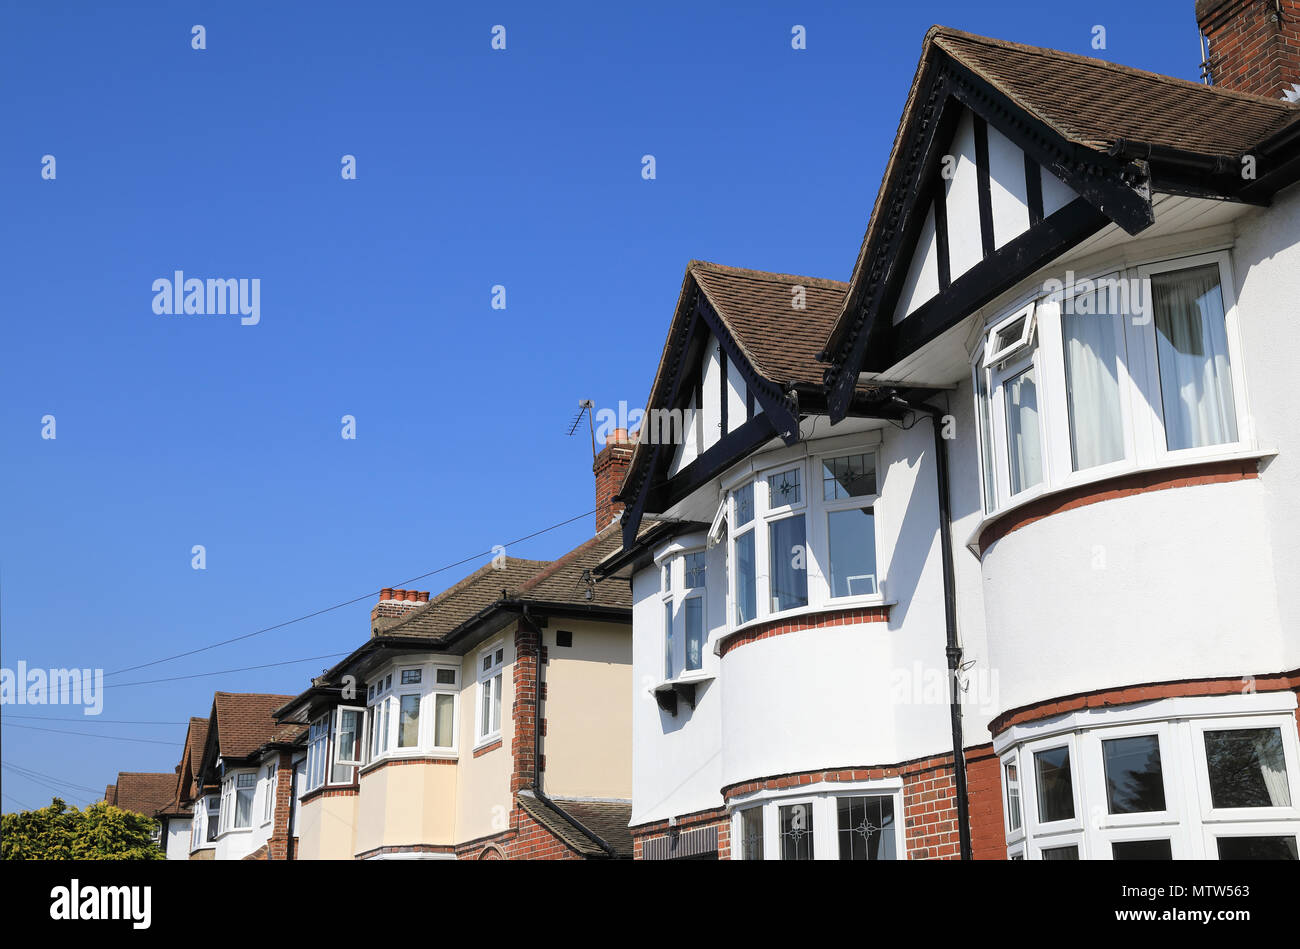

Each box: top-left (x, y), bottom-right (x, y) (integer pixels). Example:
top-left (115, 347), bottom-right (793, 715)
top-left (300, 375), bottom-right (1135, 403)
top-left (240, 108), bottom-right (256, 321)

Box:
top-left (1, 798), bottom-right (164, 860)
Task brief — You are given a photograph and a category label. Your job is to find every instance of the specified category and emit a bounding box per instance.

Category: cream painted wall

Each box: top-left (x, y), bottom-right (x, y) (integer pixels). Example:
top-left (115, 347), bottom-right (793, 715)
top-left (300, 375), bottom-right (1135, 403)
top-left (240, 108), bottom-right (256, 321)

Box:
top-left (453, 635), bottom-right (515, 843)
top-left (296, 793), bottom-right (358, 860)
top-left (541, 619), bottom-right (633, 800)
top-left (355, 761), bottom-right (457, 855)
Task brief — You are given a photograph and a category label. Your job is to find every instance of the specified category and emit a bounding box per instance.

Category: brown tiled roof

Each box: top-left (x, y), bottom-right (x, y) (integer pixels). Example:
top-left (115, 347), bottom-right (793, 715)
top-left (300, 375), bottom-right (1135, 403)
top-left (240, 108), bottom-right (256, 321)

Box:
top-left (103, 784), bottom-right (116, 804)
top-left (185, 716), bottom-right (208, 770)
top-left (107, 772), bottom-right (175, 818)
top-left (376, 529), bottom-right (634, 644)
top-left (213, 692), bottom-right (304, 760)
top-left (514, 524), bottom-right (632, 609)
top-left (933, 27), bottom-right (1300, 157)
top-left (690, 261), bottom-right (848, 389)
top-left (375, 557), bottom-right (551, 641)
top-left (516, 792), bottom-right (633, 858)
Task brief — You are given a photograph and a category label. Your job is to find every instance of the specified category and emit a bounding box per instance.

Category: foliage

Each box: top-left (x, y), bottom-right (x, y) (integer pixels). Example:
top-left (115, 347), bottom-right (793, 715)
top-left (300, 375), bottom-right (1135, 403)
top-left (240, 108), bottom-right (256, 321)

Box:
top-left (1, 798), bottom-right (164, 860)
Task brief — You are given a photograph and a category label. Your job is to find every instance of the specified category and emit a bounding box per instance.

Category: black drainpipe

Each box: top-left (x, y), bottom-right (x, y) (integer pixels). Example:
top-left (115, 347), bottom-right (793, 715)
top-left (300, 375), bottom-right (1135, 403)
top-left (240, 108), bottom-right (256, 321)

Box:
top-left (283, 752), bottom-right (298, 861)
top-left (891, 395), bottom-right (973, 860)
top-left (520, 605), bottom-right (618, 858)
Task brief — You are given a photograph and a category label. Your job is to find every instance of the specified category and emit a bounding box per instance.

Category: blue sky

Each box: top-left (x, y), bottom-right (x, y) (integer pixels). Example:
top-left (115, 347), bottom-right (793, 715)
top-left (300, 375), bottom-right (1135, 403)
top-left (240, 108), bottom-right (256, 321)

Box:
top-left (0, 0), bottom-right (1200, 810)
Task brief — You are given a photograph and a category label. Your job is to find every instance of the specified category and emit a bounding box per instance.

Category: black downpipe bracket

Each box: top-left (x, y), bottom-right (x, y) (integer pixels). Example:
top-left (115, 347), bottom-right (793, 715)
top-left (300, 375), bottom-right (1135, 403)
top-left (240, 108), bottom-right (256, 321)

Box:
top-left (892, 395), bottom-right (973, 860)
top-left (520, 606), bottom-right (617, 858)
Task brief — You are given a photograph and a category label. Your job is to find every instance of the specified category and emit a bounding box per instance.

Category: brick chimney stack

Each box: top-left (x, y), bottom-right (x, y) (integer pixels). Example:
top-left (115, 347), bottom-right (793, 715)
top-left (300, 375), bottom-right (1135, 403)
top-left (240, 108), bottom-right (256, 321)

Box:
top-left (371, 587), bottom-right (430, 633)
top-left (1197, 0), bottom-right (1300, 99)
top-left (593, 427), bottom-right (635, 533)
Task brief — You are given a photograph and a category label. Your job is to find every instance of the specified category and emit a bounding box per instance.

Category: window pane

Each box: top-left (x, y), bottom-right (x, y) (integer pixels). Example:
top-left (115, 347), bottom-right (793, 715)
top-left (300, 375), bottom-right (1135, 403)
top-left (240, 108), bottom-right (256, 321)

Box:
top-left (400, 669), bottom-right (421, 685)
top-left (433, 693), bottom-right (454, 748)
top-left (663, 602), bottom-right (674, 679)
top-left (684, 598), bottom-right (703, 671)
top-left (767, 468), bottom-right (801, 507)
top-left (735, 531), bottom-right (756, 625)
top-left (1215, 836), bottom-right (1298, 860)
top-left (827, 507), bottom-right (876, 598)
top-left (1005, 762), bottom-right (1021, 831)
top-left (768, 516), bottom-right (808, 612)
top-left (1204, 728), bottom-right (1291, 808)
top-left (1102, 735), bottom-right (1166, 814)
top-left (734, 483), bottom-right (754, 527)
top-left (739, 807), bottom-right (764, 860)
top-left (235, 786), bottom-right (254, 827)
top-left (435, 668), bottom-right (456, 685)
top-left (995, 315), bottom-right (1027, 352)
top-left (492, 673), bottom-right (502, 732)
top-left (1040, 844), bottom-right (1079, 860)
top-left (480, 679), bottom-right (491, 735)
top-left (1005, 365), bottom-right (1043, 494)
top-left (778, 803), bottom-right (814, 860)
top-left (1063, 289), bottom-right (1125, 471)
top-left (1151, 264), bottom-right (1237, 451)
top-left (822, 453), bottom-right (876, 500)
top-left (337, 710), bottom-right (360, 763)
top-left (1034, 746), bottom-right (1075, 822)
top-left (836, 795), bottom-right (895, 860)
top-left (1112, 839), bottom-right (1173, 860)
top-left (684, 552), bottom-right (706, 588)
top-left (398, 694), bottom-right (420, 748)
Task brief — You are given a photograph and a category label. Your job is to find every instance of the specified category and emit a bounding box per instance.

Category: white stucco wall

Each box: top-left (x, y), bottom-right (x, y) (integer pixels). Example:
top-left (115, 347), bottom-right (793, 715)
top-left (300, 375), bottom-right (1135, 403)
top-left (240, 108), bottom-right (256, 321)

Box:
top-left (164, 818), bottom-right (191, 860)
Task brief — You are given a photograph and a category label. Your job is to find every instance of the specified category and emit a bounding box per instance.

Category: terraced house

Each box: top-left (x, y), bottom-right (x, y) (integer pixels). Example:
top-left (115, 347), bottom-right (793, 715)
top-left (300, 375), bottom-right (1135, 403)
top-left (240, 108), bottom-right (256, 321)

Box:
top-left (190, 692), bottom-right (306, 860)
top-left (272, 443), bottom-right (638, 859)
top-left (600, 4), bottom-right (1300, 860)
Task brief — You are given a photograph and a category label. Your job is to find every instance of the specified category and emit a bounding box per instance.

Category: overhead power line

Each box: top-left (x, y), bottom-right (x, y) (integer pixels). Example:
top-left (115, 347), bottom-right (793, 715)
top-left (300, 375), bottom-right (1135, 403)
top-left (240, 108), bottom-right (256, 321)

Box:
top-left (104, 508), bottom-right (596, 678)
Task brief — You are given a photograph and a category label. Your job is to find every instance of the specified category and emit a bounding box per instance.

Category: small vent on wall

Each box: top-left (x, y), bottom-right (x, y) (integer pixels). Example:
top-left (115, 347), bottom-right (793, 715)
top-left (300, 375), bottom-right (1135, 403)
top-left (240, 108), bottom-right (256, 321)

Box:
top-left (556, 630), bottom-right (573, 648)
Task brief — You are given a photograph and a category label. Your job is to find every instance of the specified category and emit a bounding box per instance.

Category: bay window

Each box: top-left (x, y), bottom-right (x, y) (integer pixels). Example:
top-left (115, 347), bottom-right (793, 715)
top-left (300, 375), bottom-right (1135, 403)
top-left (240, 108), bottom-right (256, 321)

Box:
top-left (997, 697), bottom-right (1300, 859)
top-left (974, 252), bottom-right (1249, 518)
top-left (724, 444), bottom-right (882, 628)
top-left (660, 547), bottom-right (708, 679)
top-left (365, 661), bottom-right (460, 760)
top-left (219, 771), bottom-right (255, 833)
top-left (206, 795), bottom-right (219, 843)
top-left (732, 786), bottom-right (902, 860)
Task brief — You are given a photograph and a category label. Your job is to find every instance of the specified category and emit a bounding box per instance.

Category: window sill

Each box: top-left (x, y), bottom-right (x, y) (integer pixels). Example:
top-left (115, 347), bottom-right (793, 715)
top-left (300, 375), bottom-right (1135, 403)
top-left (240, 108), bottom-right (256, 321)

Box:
top-left (969, 447), bottom-right (1275, 557)
top-left (359, 751), bottom-right (459, 775)
top-left (471, 735), bottom-right (502, 754)
top-left (650, 675), bottom-right (713, 716)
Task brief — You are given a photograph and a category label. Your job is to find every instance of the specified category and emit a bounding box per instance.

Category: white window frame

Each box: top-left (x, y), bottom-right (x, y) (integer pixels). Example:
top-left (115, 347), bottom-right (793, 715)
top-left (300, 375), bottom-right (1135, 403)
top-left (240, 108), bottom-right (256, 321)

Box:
top-left (657, 547), bottom-right (709, 682)
top-left (219, 769), bottom-right (256, 834)
top-left (305, 713), bottom-right (329, 792)
top-left (997, 696), bottom-right (1300, 859)
top-left (983, 300), bottom-right (1037, 366)
top-left (330, 705), bottom-right (364, 783)
top-left (262, 760), bottom-right (278, 825)
top-left (972, 250), bottom-right (1254, 523)
top-left (429, 664), bottom-right (459, 752)
top-left (722, 443), bottom-right (885, 635)
top-left (729, 783), bottom-right (905, 861)
top-left (1134, 252), bottom-right (1250, 465)
top-left (476, 642), bottom-right (505, 745)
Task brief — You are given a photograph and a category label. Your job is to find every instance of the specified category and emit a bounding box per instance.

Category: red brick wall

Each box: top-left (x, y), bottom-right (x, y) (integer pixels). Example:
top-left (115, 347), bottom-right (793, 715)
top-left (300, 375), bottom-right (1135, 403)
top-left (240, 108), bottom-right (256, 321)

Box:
top-left (631, 807), bottom-right (731, 860)
top-left (593, 432), bottom-right (633, 532)
top-left (1198, 0), bottom-right (1300, 98)
top-left (511, 622), bottom-right (541, 794)
top-left (266, 750), bottom-right (296, 860)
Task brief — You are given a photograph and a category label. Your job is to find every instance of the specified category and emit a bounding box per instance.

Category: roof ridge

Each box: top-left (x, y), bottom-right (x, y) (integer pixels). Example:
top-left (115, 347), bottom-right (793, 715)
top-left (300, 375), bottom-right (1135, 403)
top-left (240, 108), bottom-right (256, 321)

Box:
top-left (931, 25), bottom-right (1300, 115)
top-left (689, 259), bottom-right (847, 290)
top-left (379, 557), bottom-right (554, 636)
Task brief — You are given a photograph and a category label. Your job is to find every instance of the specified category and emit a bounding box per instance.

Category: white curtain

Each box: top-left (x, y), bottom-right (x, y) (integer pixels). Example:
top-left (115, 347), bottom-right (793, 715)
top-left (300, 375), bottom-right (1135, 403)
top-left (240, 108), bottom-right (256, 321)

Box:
top-left (1005, 367), bottom-right (1043, 494)
top-left (1063, 290), bottom-right (1124, 470)
top-left (1255, 731), bottom-right (1292, 807)
top-left (1151, 265), bottom-right (1238, 451)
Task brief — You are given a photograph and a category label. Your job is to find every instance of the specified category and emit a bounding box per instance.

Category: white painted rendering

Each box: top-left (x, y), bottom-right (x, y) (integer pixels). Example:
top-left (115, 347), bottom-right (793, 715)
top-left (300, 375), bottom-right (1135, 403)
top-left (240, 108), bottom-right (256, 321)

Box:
top-left (893, 204), bottom-right (940, 324)
top-left (1040, 163), bottom-right (1077, 217)
top-left (986, 124), bottom-right (1030, 248)
top-left (946, 109), bottom-right (983, 280)
top-left (164, 818), bottom-right (191, 860)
